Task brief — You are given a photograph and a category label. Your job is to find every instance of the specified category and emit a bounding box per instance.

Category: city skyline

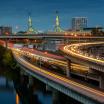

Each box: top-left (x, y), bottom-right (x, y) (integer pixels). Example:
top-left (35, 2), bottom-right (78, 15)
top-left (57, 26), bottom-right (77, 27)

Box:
top-left (0, 0), bottom-right (104, 32)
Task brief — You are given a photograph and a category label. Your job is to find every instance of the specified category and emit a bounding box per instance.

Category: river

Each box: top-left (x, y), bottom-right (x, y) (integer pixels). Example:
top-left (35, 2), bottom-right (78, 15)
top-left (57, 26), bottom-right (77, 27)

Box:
top-left (0, 68), bottom-right (81, 104)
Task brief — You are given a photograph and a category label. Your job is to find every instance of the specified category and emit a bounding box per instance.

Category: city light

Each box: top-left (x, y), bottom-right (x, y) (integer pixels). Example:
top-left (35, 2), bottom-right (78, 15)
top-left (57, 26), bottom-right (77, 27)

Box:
top-left (0, 0), bottom-right (104, 104)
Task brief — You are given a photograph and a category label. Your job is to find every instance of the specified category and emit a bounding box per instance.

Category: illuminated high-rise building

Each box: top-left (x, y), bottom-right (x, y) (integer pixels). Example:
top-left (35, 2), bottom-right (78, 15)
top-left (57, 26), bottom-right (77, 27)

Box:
top-left (72, 17), bottom-right (88, 31)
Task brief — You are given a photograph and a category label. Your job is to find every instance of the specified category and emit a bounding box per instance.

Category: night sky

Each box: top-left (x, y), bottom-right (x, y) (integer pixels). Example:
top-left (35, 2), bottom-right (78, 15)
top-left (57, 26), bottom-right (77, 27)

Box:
top-left (0, 0), bottom-right (104, 32)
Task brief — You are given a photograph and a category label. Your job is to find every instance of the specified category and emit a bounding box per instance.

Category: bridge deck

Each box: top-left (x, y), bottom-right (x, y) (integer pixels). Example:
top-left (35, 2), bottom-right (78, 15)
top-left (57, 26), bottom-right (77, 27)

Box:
top-left (13, 51), bottom-right (104, 104)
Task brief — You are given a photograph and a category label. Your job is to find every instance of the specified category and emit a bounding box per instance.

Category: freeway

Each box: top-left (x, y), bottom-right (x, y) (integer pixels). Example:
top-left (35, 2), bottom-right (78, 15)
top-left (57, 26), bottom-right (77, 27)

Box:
top-left (14, 47), bottom-right (89, 72)
top-left (0, 39), bottom-right (89, 72)
top-left (12, 49), bottom-right (104, 103)
top-left (61, 42), bottom-right (104, 71)
top-left (16, 47), bottom-right (67, 67)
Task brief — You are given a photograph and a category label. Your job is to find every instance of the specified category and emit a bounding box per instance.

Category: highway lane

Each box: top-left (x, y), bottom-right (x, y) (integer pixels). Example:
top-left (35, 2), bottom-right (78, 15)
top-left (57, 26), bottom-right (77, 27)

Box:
top-left (12, 50), bottom-right (104, 103)
top-left (63, 42), bottom-right (104, 66)
top-left (0, 39), bottom-right (89, 73)
top-left (13, 48), bottom-right (89, 72)
top-left (0, 39), bottom-right (89, 72)
top-left (13, 48), bottom-right (66, 66)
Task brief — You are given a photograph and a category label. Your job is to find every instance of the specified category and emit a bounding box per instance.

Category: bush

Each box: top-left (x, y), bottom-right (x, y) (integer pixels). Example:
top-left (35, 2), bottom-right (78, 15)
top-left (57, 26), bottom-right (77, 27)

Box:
top-left (0, 45), bottom-right (17, 69)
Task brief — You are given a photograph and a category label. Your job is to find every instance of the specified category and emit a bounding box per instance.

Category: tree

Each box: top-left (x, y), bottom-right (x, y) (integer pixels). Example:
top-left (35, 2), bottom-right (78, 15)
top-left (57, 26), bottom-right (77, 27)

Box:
top-left (3, 50), bottom-right (13, 66)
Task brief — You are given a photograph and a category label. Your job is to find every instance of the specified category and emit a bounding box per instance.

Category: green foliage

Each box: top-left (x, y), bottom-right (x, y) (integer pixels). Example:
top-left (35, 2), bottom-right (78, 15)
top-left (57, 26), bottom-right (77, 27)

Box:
top-left (0, 45), bottom-right (17, 69)
top-left (0, 45), bottom-right (6, 63)
top-left (3, 50), bottom-right (13, 66)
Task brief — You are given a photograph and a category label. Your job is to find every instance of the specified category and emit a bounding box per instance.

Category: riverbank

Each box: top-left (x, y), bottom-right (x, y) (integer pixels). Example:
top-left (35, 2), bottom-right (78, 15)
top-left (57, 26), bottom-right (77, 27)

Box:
top-left (0, 45), bottom-right (17, 70)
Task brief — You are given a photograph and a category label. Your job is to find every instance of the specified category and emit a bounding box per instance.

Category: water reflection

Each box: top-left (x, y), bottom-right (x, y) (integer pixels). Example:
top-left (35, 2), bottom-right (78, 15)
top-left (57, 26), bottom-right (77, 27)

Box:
top-left (13, 75), bottom-right (42, 104)
top-left (0, 68), bottom-right (52, 104)
top-left (0, 68), bottom-right (81, 104)
top-left (16, 94), bottom-right (19, 104)
top-left (0, 77), bottom-right (15, 104)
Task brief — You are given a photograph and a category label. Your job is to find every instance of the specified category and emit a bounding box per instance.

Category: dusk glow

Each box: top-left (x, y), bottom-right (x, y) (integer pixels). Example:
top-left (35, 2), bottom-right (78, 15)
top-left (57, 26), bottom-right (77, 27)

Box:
top-left (0, 1), bottom-right (104, 104)
top-left (0, 0), bottom-right (104, 31)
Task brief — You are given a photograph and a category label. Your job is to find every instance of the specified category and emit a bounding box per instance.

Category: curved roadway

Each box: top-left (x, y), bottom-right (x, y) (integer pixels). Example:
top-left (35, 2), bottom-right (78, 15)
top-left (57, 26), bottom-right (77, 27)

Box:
top-left (12, 49), bottom-right (104, 104)
top-left (61, 42), bottom-right (104, 72)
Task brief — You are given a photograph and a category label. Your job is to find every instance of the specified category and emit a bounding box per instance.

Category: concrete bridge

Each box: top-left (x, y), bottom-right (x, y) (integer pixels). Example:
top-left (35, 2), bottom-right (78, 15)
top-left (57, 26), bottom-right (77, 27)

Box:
top-left (12, 48), bottom-right (104, 104)
top-left (61, 42), bottom-right (104, 89)
top-left (16, 47), bottom-right (100, 82)
top-left (1, 35), bottom-right (104, 51)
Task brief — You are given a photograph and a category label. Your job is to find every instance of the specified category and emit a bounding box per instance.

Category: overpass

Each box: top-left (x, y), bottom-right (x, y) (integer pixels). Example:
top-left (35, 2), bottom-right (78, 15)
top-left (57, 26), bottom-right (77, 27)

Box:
top-left (1, 35), bottom-right (104, 51)
top-left (14, 48), bottom-right (91, 78)
top-left (61, 42), bottom-right (104, 72)
top-left (12, 48), bottom-right (104, 104)
top-left (15, 47), bottom-right (99, 82)
top-left (1, 34), bottom-right (104, 40)
top-left (0, 38), bottom-right (102, 83)
top-left (61, 42), bottom-right (104, 89)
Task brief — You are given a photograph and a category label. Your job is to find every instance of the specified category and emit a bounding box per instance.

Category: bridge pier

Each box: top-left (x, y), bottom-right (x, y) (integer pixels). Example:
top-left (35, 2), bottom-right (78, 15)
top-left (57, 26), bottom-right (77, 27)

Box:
top-left (33, 44), bottom-right (39, 49)
top-left (5, 39), bottom-right (8, 48)
top-left (52, 89), bottom-right (60, 104)
top-left (20, 70), bottom-right (34, 88)
top-left (66, 60), bottom-right (71, 77)
top-left (20, 69), bottom-right (30, 87)
top-left (20, 69), bottom-right (28, 76)
top-left (28, 75), bottom-right (34, 87)
top-left (46, 85), bottom-right (53, 91)
top-left (35, 44), bottom-right (38, 49)
top-left (99, 75), bottom-right (104, 89)
top-left (89, 68), bottom-right (104, 89)
top-left (41, 41), bottom-right (46, 51)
